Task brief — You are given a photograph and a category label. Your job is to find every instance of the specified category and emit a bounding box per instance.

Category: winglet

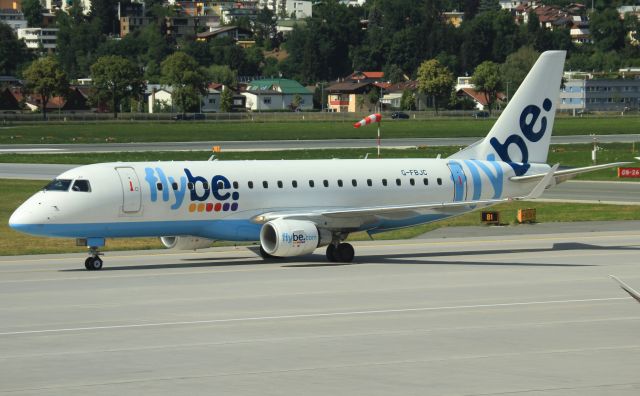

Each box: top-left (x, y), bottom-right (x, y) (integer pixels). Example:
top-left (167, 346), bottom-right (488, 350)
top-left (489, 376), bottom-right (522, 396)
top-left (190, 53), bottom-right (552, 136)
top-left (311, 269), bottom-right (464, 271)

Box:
top-left (610, 275), bottom-right (640, 303)
top-left (520, 163), bottom-right (559, 200)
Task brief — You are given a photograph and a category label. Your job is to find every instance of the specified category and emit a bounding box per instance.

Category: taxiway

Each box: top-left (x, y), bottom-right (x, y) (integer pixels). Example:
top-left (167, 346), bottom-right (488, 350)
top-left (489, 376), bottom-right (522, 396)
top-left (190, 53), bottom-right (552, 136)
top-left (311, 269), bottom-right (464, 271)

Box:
top-left (1, 226), bottom-right (639, 395)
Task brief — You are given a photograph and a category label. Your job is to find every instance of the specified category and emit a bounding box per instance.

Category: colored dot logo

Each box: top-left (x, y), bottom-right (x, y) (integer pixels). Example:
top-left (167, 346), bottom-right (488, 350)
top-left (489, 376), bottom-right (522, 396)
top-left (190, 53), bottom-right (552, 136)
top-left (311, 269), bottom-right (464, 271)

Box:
top-left (188, 200), bottom-right (239, 213)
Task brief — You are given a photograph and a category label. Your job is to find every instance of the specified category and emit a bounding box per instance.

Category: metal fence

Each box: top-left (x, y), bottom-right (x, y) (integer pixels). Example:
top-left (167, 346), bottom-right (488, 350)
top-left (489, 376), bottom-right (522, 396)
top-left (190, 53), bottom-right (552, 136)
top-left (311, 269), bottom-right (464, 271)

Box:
top-left (2, 108), bottom-right (638, 123)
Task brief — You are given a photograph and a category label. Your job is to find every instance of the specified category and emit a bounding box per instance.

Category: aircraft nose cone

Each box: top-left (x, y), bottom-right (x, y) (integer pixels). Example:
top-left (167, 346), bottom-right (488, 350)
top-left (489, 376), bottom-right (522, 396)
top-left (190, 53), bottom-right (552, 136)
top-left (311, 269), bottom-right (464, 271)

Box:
top-left (8, 204), bottom-right (33, 230)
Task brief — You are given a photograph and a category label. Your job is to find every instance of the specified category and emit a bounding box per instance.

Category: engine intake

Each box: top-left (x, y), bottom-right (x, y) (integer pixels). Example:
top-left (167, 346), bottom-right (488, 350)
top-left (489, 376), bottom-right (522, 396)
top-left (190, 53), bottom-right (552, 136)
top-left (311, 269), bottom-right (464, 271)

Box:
top-left (160, 236), bottom-right (214, 250)
top-left (260, 219), bottom-right (330, 257)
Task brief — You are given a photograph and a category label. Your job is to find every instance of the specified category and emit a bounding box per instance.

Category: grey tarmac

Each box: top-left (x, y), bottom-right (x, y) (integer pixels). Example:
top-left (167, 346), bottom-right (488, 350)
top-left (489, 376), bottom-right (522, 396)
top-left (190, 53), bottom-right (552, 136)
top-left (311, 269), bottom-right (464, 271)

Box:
top-left (1, 225), bottom-right (639, 395)
top-left (1, 133), bottom-right (640, 153)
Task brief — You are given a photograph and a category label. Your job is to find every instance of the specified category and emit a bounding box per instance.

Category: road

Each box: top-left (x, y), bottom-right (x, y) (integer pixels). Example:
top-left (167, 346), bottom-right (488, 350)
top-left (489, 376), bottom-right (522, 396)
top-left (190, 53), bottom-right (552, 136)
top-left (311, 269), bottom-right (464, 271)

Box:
top-left (1, 228), bottom-right (639, 395)
top-left (1, 163), bottom-right (638, 204)
top-left (1, 134), bottom-right (639, 153)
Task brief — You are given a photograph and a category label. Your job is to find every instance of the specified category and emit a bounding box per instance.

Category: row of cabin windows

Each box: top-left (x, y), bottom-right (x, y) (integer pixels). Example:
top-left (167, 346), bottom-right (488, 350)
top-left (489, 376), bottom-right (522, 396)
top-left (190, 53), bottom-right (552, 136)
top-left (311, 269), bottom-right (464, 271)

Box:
top-left (157, 177), bottom-right (444, 192)
top-left (247, 177), bottom-right (443, 189)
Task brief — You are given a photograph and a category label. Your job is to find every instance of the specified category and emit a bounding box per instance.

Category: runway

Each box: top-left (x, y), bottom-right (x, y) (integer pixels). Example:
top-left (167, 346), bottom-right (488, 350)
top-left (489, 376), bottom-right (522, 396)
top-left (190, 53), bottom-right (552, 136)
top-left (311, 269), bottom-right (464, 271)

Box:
top-left (1, 133), bottom-right (639, 153)
top-left (1, 227), bottom-right (639, 395)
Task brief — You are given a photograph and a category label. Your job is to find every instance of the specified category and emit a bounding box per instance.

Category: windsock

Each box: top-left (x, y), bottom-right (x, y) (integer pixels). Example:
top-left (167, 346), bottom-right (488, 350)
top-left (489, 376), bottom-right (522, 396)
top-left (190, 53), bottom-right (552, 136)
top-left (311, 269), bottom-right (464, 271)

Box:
top-left (353, 113), bottom-right (382, 128)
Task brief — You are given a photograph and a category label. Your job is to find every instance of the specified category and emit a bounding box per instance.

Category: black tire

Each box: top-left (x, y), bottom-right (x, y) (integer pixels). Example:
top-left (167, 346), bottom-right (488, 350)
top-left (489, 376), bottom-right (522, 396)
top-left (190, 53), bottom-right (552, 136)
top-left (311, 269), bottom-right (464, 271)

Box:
top-left (337, 243), bottom-right (354, 263)
top-left (326, 244), bottom-right (338, 262)
top-left (86, 257), bottom-right (103, 271)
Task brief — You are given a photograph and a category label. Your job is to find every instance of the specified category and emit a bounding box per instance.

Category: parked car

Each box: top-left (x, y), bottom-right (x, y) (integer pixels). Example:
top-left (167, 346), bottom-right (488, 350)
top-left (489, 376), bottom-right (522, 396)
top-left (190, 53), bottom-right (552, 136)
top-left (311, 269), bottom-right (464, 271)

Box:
top-left (172, 113), bottom-right (205, 121)
top-left (391, 111), bottom-right (410, 119)
top-left (473, 111), bottom-right (489, 118)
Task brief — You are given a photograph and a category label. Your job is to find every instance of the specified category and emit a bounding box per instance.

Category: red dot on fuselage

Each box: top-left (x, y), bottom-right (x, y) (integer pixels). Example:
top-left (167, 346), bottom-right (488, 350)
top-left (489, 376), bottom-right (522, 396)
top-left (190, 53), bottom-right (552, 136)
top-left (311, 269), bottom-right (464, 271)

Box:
top-left (206, 203), bottom-right (213, 212)
top-left (214, 203), bottom-right (222, 212)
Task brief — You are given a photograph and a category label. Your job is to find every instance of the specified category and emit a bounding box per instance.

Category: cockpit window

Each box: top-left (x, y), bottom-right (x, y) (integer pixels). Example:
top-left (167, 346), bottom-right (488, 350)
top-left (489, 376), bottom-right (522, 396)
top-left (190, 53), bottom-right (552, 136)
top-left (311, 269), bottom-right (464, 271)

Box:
top-left (71, 180), bottom-right (91, 192)
top-left (44, 179), bottom-right (72, 191)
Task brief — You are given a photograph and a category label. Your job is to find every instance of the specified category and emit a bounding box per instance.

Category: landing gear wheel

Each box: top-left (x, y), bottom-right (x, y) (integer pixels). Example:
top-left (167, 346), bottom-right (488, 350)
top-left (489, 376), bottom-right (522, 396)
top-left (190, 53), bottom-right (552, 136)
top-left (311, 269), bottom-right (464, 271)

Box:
top-left (84, 256), bottom-right (103, 271)
top-left (326, 244), bottom-right (338, 262)
top-left (336, 243), bottom-right (354, 263)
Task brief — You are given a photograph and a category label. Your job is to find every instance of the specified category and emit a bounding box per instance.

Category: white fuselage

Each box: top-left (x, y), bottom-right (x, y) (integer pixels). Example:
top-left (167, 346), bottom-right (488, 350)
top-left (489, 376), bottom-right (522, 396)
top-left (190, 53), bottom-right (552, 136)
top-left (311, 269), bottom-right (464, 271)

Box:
top-left (9, 158), bottom-right (548, 241)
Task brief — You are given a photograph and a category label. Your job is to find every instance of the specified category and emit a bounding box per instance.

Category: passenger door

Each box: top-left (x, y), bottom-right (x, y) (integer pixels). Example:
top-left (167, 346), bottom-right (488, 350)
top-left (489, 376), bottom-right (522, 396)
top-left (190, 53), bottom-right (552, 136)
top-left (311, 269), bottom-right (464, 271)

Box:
top-left (115, 167), bottom-right (141, 213)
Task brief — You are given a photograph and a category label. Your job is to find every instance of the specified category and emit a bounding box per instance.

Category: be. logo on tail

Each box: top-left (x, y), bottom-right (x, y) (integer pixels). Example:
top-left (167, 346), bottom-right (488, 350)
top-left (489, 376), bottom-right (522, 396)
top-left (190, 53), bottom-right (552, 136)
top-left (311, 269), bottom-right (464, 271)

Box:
top-left (489, 98), bottom-right (552, 176)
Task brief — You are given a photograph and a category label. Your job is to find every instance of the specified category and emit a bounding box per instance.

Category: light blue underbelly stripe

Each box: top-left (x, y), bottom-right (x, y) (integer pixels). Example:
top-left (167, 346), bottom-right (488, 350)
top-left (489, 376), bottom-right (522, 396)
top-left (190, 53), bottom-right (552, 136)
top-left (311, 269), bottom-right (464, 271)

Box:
top-left (10, 220), bottom-right (263, 241)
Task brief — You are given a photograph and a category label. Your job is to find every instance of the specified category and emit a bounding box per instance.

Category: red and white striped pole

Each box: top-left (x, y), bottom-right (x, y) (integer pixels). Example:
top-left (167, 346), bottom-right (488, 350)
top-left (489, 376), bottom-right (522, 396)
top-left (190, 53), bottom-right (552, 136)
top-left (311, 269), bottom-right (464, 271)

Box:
top-left (353, 113), bottom-right (382, 158)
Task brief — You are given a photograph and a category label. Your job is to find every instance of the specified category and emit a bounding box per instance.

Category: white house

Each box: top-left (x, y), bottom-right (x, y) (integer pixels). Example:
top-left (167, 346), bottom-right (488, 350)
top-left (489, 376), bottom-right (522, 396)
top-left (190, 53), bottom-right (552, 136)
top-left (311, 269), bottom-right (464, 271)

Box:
top-left (242, 78), bottom-right (313, 111)
top-left (147, 84), bottom-right (222, 113)
top-left (17, 28), bottom-right (58, 51)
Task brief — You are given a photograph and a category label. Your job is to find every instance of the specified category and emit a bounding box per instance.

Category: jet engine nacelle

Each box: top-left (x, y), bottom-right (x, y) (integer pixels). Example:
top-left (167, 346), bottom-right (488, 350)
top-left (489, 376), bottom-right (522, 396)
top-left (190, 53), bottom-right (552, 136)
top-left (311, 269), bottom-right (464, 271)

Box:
top-left (160, 236), bottom-right (214, 250)
top-left (260, 219), bottom-right (331, 257)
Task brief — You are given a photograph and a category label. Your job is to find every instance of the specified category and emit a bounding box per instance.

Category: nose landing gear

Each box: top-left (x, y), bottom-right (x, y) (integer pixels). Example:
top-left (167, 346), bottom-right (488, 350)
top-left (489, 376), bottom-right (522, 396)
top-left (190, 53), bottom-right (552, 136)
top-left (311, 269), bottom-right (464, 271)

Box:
top-left (77, 238), bottom-right (105, 271)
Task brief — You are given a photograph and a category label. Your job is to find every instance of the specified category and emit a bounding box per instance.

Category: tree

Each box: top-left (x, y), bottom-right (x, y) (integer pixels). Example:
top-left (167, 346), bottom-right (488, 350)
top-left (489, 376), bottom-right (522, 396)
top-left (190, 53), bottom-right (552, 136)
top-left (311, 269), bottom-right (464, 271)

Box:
top-left (500, 46), bottom-right (539, 96)
top-left (400, 90), bottom-right (416, 110)
top-left (590, 8), bottom-right (625, 52)
top-left (90, 55), bottom-right (144, 119)
top-left (254, 6), bottom-right (277, 49)
top-left (416, 59), bottom-right (454, 113)
top-left (471, 60), bottom-right (502, 114)
top-left (21, 0), bottom-right (43, 28)
top-left (23, 57), bottom-right (69, 120)
top-left (0, 23), bottom-right (29, 76)
top-left (90, 0), bottom-right (119, 35)
top-left (161, 52), bottom-right (207, 115)
top-left (55, 8), bottom-right (105, 79)
top-left (220, 87), bottom-right (233, 113)
top-left (208, 65), bottom-right (238, 87)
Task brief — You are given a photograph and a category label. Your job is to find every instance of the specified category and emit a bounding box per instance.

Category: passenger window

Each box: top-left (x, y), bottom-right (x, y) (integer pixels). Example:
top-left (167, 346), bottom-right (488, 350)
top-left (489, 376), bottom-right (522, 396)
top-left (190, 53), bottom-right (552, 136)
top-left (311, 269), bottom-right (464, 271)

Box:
top-left (156, 182), bottom-right (163, 191)
top-left (71, 180), bottom-right (91, 192)
top-left (248, 181), bottom-right (254, 189)
top-left (292, 180), bottom-right (298, 188)
top-left (337, 179), bottom-right (343, 187)
top-left (352, 179), bottom-right (357, 187)
top-left (396, 178), bottom-right (401, 186)
top-left (277, 180), bottom-right (283, 188)
top-left (233, 181), bottom-right (238, 189)
top-left (188, 182), bottom-right (194, 190)
top-left (263, 181), bottom-right (268, 188)
top-left (309, 180), bottom-right (315, 187)
top-left (437, 178), bottom-right (442, 185)
top-left (172, 182), bottom-right (178, 190)
top-left (323, 180), bottom-right (329, 187)
top-left (44, 179), bottom-right (72, 191)
top-left (423, 178), bottom-right (428, 185)
top-left (410, 178), bottom-right (415, 186)
top-left (382, 179), bottom-right (387, 186)
top-left (367, 179), bottom-right (372, 187)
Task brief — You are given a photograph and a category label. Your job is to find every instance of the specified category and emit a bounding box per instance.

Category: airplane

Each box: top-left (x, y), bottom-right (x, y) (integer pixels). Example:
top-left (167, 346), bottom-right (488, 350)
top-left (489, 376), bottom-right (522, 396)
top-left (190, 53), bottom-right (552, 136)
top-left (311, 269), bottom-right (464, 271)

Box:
top-left (8, 50), bottom-right (628, 270)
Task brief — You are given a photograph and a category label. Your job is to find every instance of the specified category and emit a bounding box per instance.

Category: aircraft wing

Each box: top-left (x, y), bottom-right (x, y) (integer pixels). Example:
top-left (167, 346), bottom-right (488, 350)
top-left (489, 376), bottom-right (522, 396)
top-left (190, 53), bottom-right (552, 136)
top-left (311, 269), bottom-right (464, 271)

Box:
top-left (610, 275), bottom-right (640, 303)
top-left (251, 165), bottom-right (556, 226)
top-left (510, 162), bottom-right (630, 184)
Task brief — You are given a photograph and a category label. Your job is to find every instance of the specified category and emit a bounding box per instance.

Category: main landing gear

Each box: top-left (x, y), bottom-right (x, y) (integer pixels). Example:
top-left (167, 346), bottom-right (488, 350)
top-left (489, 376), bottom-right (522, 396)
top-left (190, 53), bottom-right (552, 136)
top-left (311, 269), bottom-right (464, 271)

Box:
top-left (326, 242), bottom-right (355, 263)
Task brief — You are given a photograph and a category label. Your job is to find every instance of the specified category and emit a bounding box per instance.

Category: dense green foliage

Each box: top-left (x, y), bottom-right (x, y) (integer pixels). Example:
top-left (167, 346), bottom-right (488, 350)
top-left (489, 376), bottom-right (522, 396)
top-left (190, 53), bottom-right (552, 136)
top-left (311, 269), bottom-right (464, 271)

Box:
top-left (6, 0), bottom-right (640, 112)
top-left (0, 23), bottom-right (30, 76)
top-left (90, 55), bottom-right (145, 118)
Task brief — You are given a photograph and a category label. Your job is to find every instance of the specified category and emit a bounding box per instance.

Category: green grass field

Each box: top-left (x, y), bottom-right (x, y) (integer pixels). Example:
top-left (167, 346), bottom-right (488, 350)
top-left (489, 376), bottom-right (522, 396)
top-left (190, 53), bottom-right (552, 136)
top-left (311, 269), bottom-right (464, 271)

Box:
top-left (1, 116), bottom-right (639, 144)
top-left (2, 178), bottom-right (640, 256)
top-left (1, 143), bottom-right (638, 181)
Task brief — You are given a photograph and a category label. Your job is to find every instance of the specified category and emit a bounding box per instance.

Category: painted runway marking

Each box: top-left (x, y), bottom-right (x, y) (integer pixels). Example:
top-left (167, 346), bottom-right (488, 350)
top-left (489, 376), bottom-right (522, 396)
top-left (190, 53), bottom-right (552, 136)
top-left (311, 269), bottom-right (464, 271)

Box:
top-left (0, 148), bottom-right (63, 152)
top-left (0, 297), bottom-right (629, 336)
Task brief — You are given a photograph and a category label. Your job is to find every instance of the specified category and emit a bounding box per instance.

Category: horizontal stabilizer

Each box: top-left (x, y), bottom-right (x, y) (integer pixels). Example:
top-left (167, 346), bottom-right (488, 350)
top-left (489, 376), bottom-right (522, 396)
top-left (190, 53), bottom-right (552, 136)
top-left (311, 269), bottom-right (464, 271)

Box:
top-left (510, 162), bottom-right (631, 184)
top-left (610, 275), bottom-right (640, 303)
top-left (519, 163), bottom-right (559, 200)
